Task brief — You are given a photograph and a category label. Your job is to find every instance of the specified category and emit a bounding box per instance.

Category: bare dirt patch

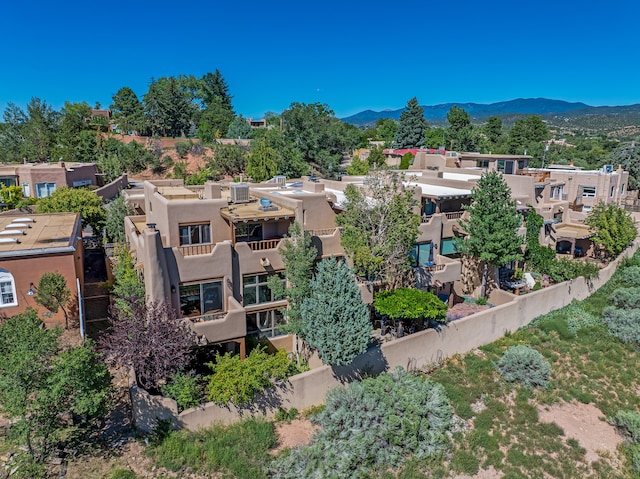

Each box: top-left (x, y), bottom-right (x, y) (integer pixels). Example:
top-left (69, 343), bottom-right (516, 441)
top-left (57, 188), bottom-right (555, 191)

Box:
top-left (538, 401), bottom-right (623, 467)
top-left (270, 418), bottom-right (319, 456)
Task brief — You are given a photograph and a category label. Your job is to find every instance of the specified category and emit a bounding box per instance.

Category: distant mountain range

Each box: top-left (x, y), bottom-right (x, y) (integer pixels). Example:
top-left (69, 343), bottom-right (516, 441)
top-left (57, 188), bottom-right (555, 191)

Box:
top-left (341, 98), bottom-right (640, 130)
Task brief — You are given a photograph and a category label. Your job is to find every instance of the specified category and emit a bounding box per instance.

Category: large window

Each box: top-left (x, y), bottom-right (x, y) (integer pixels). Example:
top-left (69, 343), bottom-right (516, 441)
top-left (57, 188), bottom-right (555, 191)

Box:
top-left (235, 223), bottom-right (263, 242)
top-left (179, 223), bottom-right (211, 246)
top-left (35, 182), bottom-right (56, 198)
top-left (243, 273), bottom-right (283, 305)
top-left (179, 280), bottom-right (223, 317)
top-left (247, 309), bottom-right (286, 338)
top-left (411, 242), bottom-right (434, 267)
top-left (0, 270), bottom-right (17, 307)
top-left (581, 186), bottom-right (596, 198)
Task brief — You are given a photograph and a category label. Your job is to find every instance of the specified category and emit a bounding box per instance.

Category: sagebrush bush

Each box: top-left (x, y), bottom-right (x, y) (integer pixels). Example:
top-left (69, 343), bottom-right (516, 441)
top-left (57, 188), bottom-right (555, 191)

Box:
top-left (611, 410), bottom-right (640, 442)
top-left (602, 307), bottom-right (640, 346)
top-left (611, 287), bottom-right (640, 310)
top-left (269, 367), bottom-right (452, 478)
top-left (618, 266), bottom-right (640, 287)
top-left (496, 345), bottom-right (551, 389)
top-left (108, 469), bottom-right (137, 479)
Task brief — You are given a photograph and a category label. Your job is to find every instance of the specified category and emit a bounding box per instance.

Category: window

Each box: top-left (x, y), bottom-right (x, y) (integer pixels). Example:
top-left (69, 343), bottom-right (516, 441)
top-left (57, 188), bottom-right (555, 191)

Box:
top-left (497, 160), bottom-right (505, 172)
top-left (35, 182), bottom-right (56, 198)
top-left (179, 223), bottom-right (211, 246)
top-left (247, 308), bottom-right (286, 338)
top-left (235, 223), bottom-right (263, 242)
top-left (621, 183), bottom-right (626, 195)
top-left (611, 185), bottom-right (616, 198)
top-left (582, 206), bottom-right (592, 213)
top-left (410, 242), bottom-right (434, 267)
top-left (72, 179), bottom-right (93, 188)
top-left (476, 160), bottom-right (490, 168)
top-left (440, 238), bottom-right (459, 256)
top-left (179, 280), bottom-right (223, 317)
top-left (581, 186), bottom-right (596, 198)
top-left (243, 273), bottom-right (283, 305)
top-left (0, 270), bottom-right (17, 308)
top-left (21, 183), bottom-right (30, 197)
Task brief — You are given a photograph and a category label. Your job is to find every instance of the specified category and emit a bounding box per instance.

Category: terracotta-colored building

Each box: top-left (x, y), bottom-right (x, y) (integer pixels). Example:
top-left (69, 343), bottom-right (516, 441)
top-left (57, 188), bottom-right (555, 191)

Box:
top-left (0, 162), bottom-right (99, 198)
top-left (0, 213), bottom-right (84, 326)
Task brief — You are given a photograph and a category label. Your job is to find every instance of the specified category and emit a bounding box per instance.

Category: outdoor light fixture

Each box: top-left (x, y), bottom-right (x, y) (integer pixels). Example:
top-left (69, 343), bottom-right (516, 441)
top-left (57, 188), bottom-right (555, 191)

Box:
top-left (27, 282), bottom-right (36, 296)
top-left (171, 285), bottom-right (176, 294)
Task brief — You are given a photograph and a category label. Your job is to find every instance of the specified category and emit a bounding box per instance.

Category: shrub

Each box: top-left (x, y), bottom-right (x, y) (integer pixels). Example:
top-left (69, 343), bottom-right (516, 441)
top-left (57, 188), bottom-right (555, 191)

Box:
top-left (611, 288), bottom-right (640, 310)
top-left (175, 141), bottom-right (192, 158)
top-left (602, 307), bottom-right (640, 346)
top-left (274, 407), bottom-right (299, 422)
top-left (108, 469), bottom-right (137, 479)
top-left (610, 410), bottom-right (640, 442)
top-left (617, 266), bottom-right (640, 286)
top-left (496, 345), bottom-right (551, 389)
top-left (269, 367), bottom-right (452, 478)
top-left (374, 288), bottom-right (448, 324)
top-left (161, 371), bottom-right (203, 412)
top-left (206, 347), bottom-right (299, 406)
top-left (399, 152), bottom-right (414, 170)
top-left (475, 296), bottom-right (488, 306)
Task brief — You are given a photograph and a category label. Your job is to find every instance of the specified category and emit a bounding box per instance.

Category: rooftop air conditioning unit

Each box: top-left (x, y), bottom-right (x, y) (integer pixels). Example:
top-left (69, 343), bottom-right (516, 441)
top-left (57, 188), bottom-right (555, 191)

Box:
top-left (230, 183), bottom-right (250, 203)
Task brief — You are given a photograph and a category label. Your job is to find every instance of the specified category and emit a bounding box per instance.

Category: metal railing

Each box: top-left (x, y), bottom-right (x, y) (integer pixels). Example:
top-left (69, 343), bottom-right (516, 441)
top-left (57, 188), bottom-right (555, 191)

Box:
top-left (187, 311), bottom-right (227, 323)
top-left (444, 211), bottom-right (464, 220)
top-left (424, 263), bottom-right (445, 272)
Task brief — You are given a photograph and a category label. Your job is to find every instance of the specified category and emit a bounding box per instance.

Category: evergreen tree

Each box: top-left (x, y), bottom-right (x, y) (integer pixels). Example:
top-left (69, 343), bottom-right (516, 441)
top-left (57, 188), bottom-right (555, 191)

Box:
top-left (447, 106), bottom-right (480, 152)
top-left (392, 97), bottom-right (427, 149)
top-left (199, 69), bottom-right (234, 112)
top-left (457, 170), bottom-right (523, 296)
top-left (267, 222), bottom-right (317, 335)
top-left (34, 272), bottom-right (71, 329)
top-left (226, 115), bottom-right (252, 139)
top-left (110, 86), bottom-right (144, 135)
top-left (507, 115), bottom-right (549, 154)
top-left (300, 257), bottom-right (370, 366)
top-left (246, 136), bottom-right (278, 182)
top-left (484, 115), bottom-right (504, 147)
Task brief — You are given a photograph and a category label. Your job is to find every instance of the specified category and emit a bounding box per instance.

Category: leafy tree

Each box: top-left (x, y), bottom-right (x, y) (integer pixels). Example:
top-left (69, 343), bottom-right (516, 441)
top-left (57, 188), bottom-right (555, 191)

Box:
top-left (101, 294), bottom-right (195, 391)
top-left (105, 193), bottom-right (133, 243)
top-left (110, 86), bottom-right (144, 135)
top-left (346, 155), bottom-right (369, 175)
top-left (210, 142), bottom-right (247, 176)
top-left (367, 145), bottom-right (385, 168)
top-left (162, 371), bottom-right (203, 412)
top-left (610, 142), bottom-right (640, 190)
top-left (110, 245), bottom-right (145, 311)
top-left (0, 102), bottom-right (29, 162)
top-left (58, 101), bottom-right (92, 161)
top-left (376, 118), bottom-right (398, 146)
top-left (447, 106), bottom-right (480, 152)
top-left (227, 115), bottom-right (252, 139)
top-left (252, 126), bottom-right (308, 179)
top-left (585, 202), bottom-right (637, 259)
top-left (22, 97), bottom-right (59, 162)
top-left (267, 222), bottom-right (317, 335)
top-left (270, 367), bottom-right (452, 478)
top-left (34, 272), bottom-right (71, 329)
top-left (399, 152), bottom-right (413, 170)
top-left (144, 77), bottom-right (195, 137)
top-left (205, 346), bottom-right (297, 406)
top-left (507, 115), bottom-right (549, 154)
top-left (392, 97), bottom-right (427, 149)
top-left (484, 116), bottom-right (504, 147)
top-left (336, 170), bottom-right (420, 288)
top-left (197, 97), bottom-right (235, 143)
top-left (374, 288), bottom-right (448, 325)
top-left (0, 309), bottom-right (111, 468)
top-left (457, 170), bottom-right (523, 296)
top-left (300, 257), bottom-right (370, 366)
top-left (0, 184), bottom-right (26, 210)
top-left (247, 136), bottom-right (278, 182)
top-left (36, 186), bottom-right (107, 237)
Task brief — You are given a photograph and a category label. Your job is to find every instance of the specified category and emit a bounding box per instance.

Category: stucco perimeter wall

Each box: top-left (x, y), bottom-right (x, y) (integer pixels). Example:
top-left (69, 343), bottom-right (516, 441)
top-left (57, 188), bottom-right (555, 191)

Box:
top-left (95, 174), bottom-right (128, 201)
top-left (132, 242), bottom-right (638, 432)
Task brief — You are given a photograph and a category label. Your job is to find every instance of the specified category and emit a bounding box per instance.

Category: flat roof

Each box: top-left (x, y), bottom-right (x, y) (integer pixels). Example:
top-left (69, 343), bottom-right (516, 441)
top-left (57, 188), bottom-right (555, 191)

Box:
top-left (554, 223), bottom-right (593, 240)
top-left (220, 197), bottom-right (295, 222)
top-left (0, 213), bottom-right (81, 257)
top-left (442, 172), bottom-right (482, 182)
top-left (157, 186), bottom-right (200, 200)
top-left (405, 181), bottom-right (472, 199)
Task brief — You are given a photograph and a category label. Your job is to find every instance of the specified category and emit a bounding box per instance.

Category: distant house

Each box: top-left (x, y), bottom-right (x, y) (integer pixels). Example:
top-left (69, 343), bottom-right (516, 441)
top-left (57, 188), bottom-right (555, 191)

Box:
top-left (0, 213), bottom-right (84, 325)
top-left (0, 162), bottom-right (99, 199)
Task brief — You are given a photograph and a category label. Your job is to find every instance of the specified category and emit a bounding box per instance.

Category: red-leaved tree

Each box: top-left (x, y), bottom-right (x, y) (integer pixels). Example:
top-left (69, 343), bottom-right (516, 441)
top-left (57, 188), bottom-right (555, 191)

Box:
top-left (101, 294), bottom-right (195, 391)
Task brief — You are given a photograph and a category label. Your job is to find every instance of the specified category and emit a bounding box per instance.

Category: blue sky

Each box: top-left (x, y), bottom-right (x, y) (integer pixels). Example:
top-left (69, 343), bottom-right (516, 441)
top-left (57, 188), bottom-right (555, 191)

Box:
top-left (2, 0), bottom-right (639, 119)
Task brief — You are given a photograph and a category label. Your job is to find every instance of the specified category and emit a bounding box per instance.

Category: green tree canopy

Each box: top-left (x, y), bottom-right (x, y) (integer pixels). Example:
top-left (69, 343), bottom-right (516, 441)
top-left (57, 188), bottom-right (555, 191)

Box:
top-left (393, 97), bottom-right (428, 149)
top-left (110, 86), bottom-right (144, 135)
top-left (585, 202), bottom-right (637, 258)
top-left (300, 257), bottom-right (371, 366)
top-left (507, 115), bottom-right (549, 154)
top-left (374, 288), bottom-right (448, 324)
top-left (447, 106), bottom-right (480, 152)
top-left (246, 136), bottom-right (278, 182)
top-left (34, 272), bottom-right (71, 329)
top-left (336, 170), bottom-right (420, 288)
top-left (457, 170), bottom-right (523, 295)
top-left (105, 193), bottom-right (134, 243)
top-left (36, 186), bottom-right (106, 237)
top-left (227, 115), bottom-right (252, 139)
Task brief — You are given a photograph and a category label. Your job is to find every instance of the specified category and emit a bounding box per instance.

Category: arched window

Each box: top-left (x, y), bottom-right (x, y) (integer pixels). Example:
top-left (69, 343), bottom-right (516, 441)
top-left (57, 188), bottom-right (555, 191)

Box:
top-left (0, 269), bottom-right (17, 307)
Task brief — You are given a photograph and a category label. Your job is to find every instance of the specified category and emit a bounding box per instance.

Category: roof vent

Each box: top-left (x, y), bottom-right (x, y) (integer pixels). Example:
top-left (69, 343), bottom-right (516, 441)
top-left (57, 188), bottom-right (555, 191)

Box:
top-left (11, 217), bottom-right (35, 223)
top-left (230, 183), bottom-right (250, 203)
top-left (0, 238), bottom-right (20, 244)
top-left (0, 230), bottom-right (26, 236)
top-left (5, 223), bottom-right (31, 229)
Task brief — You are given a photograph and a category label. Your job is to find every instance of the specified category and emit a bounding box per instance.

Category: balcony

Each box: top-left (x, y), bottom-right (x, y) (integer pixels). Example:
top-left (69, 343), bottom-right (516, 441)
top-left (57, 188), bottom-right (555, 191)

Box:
top-left (414, 255), bottom-right (462, 288)
top-left (246, 238), bottom-right (281, 251)
top-left (179, 243), bottom-right (215, 256)
top-left (187, 297), bottom-right (246, 343)
top-left (307, 227), bottom-right (342, 237)
top-left (444, 211), bottom-right (464, 220)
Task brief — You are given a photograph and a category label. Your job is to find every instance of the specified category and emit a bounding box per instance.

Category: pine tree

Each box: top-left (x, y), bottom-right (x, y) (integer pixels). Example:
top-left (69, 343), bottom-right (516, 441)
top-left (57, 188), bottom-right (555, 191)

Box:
top-left (457, 170), bottom-right (523, 296)
top-left (300, 258), bottom-right (371, 366)
top-left (392, 97), bottom-right (428, 149)
top-left (246, 136), bottom-right (279, 182)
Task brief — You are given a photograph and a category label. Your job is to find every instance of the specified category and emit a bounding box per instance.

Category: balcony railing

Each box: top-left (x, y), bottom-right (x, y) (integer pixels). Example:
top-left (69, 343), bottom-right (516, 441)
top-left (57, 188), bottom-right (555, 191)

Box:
top-left (444, 211), bottom-right (464, 220)
top-left (187, 311), bottom-right (226, 323)
top-left (307, 227), bottom-right (342, 237)
top-left (423, 263), bottom-right (445, 272)
top-left (246, 238), bottom-right (281, 251)
top-left (179, 243), bottom-right (214, 256)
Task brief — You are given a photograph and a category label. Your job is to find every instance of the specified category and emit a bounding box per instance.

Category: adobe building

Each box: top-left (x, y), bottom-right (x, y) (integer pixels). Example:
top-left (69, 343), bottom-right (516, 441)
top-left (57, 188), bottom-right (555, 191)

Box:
top-left (0, 213), bottom-right (84, 325)
top-left (0, 162), bottom-right (99, 198)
